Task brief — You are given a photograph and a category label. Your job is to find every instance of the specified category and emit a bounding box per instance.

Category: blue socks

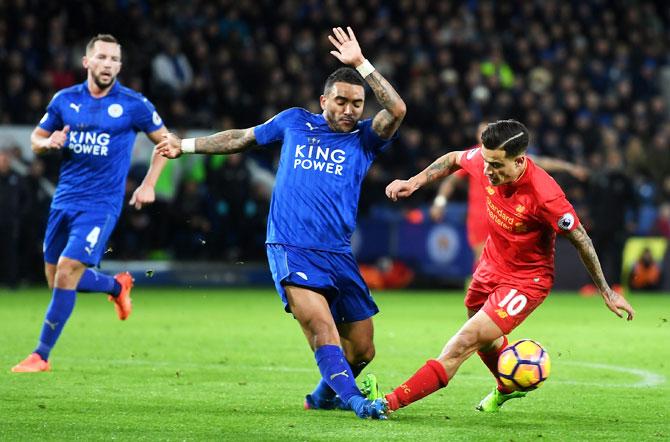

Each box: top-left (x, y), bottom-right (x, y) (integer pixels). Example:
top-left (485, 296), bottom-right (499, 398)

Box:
top-left (310, 359), bottom-right (367, 402)
top-left (77, 269), bottom-right (120, 296)
top-left (314, 345), bottom-right (363, 404)
top-left (34, 288), bottom-right (77, 361)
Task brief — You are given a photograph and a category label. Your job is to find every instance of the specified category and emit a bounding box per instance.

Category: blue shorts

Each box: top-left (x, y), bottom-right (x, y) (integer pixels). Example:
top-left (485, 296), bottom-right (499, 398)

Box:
top-left (43, 208), bottom-right (118, 267)
top-left (266, 243), bottom-right (379, 324)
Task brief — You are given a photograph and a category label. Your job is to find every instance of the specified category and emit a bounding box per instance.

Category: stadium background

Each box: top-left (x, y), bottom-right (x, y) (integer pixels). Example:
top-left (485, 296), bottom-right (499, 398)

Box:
top-left (0, 0), bottom-right (669, 290)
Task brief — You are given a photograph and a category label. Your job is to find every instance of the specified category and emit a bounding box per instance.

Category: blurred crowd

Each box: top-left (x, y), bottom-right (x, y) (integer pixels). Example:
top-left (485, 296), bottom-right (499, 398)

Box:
top-left (0, 0), bottom-right (669, 285)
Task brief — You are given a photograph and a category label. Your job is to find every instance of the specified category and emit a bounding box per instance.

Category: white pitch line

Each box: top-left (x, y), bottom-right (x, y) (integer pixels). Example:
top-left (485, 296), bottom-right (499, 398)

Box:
top-left (55, 358), bottom-right (666, 388)
top-left (559, 361), bottom-right (666, 388)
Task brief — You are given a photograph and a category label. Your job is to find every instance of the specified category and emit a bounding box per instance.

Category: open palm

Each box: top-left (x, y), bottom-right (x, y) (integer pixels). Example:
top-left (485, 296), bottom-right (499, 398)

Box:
top-left (328, 27), bottom-right (364, 66)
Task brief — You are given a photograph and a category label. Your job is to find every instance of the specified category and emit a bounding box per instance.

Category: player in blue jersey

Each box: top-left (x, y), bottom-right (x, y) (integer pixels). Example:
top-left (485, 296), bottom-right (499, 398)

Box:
top-left (12, 34), bottom-right (169, 373)
top-left (156, 27), bottom-right (406, 419)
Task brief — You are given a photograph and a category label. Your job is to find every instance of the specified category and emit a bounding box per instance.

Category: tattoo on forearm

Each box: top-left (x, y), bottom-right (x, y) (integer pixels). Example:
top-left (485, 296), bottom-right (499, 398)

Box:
top-left (568, 225), bottom-right (609, 291)
top-left (425, 155), bottom-right (453, 183)
top-left (197, 128), bottom-right (256, 154)
top-left (367, 71), bottom-right (397, 109)
top-left (367, 71), bottom-right (404, 138)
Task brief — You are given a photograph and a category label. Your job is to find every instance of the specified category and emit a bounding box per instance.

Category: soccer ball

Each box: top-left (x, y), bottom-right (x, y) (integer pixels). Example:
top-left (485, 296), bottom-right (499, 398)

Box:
top-left (497, 339), bottom-right (551, 391)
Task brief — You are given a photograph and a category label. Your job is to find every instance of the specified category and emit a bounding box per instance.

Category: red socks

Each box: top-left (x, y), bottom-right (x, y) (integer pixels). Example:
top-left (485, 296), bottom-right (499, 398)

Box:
top-left (385, 359), bottom-right (449, 411)
top-left (477, 335), bottom-right (513, 393)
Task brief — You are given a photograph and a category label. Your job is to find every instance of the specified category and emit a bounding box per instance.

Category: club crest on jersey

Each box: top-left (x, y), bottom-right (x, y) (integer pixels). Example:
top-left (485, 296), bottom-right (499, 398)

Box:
top-left (558, 213), bottom-right (575, 231)
top-left (514, 222), bottom-right (527, 233)
top-left (107, 103), bottom-right (123, 118)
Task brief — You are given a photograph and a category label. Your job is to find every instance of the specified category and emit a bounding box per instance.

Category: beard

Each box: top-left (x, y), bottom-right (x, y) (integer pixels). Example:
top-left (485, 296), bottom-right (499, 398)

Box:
top-left (92, 72), bottom-right (115, 90)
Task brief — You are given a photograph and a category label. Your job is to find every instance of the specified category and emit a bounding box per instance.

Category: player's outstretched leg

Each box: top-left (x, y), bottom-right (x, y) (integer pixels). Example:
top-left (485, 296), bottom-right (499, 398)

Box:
top-left (476, 388), bottom-right (527, 412)
top-left (108, 272), bottom-right (134, 320)
top-left (314, 345), bottom-right (386, 419)
top-left (475, 334), bottom-right (527, 411)
top-left (304, 380), bottom-right (347, 410)
top-left (361, 373), bottom-right (384, 401)
top-left (11, 353), bottom-right (51, 373)
top-left (76, 268), bottom-right (132, 320)
top-left (382, 359), bottom-right (450, 412)
top-left (305, 361), bottom-right (367, 410)
top-left (12, 287), bottom-right (77, 373)
top-left (347, 396), bottom-right (388, 419)
top-left (477, 335), bottom-right (514, 391)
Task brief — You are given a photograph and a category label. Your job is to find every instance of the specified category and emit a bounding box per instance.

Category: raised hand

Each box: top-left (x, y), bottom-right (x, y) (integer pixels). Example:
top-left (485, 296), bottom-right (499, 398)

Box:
top-left (46, 125), bottom-right (70, 149)
top-left (155, 132), bottom-right (183, 159)
top-left (328, 27), bottom-right (365, 67)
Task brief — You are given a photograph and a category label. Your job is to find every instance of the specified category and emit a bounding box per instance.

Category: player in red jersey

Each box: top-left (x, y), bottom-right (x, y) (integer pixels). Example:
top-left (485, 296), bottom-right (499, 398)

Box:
top-left (430, 122), bottom-right (588, 266)
top-left (367, 119), bottom-right (634, 414)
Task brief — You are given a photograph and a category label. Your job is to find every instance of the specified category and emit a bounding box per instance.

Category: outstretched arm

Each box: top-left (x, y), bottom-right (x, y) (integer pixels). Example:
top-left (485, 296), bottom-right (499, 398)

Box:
top-left (129, 127), bottom-right (170, 209)
top-left (386, 151), bottom-right (463, 201)
top-left (328, 27), bottom-right (406, 139)
top-left (566, 224), bottom-right (635, 320)
top-left (533, 156), bottom-right (589, 181)
top-left (155, 128), bottom-right (257, 159)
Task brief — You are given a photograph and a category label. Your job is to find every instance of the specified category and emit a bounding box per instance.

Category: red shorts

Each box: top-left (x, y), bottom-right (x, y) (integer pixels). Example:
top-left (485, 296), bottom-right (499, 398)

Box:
top-left (465, 274), bottom-right (550, 334)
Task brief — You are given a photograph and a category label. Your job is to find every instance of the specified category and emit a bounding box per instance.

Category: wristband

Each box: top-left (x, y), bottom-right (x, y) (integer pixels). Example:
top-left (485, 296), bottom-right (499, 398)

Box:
top-left (434, 195), bottom-right (447, 208)
top-left (181, 138), bottom-right (196, 154)
top-left (355, 59), bottom-right (375, 78)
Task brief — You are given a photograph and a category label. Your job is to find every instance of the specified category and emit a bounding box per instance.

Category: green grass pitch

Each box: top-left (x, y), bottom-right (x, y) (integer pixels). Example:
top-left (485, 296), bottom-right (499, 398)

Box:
top-left (1, 288), bottom-right (668, 441)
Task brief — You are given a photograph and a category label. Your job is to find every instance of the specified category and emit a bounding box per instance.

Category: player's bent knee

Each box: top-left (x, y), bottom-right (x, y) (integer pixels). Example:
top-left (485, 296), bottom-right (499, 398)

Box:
top-left (441, 328), bottom-right (481, 361)
top-left (303, 318), bottom-right (340, 346)
top-left (44, 264), bottom-right (56, 289)
top-left (54, 258), bottom-right (86, 288)
top-left (350, 345), bottom-right (375, 366)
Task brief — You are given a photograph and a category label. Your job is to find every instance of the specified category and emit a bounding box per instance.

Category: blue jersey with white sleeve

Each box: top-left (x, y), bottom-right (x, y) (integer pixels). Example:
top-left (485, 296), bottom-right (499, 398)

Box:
top-left (39, 81), bottom-right (164, 215)
top-left (254, 107), bottom-right (396, 253)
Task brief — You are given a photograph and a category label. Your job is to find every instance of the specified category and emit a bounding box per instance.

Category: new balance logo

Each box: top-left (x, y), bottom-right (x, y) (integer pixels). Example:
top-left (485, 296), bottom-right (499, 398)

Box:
top-left (330, 370), bottom-right (349, 380)
top-left (306, 122), bottom-right (315, 131)
top-left (45, 320), bottom-right (59, 330)
top-left (70, 103), bottom-right (81, 113)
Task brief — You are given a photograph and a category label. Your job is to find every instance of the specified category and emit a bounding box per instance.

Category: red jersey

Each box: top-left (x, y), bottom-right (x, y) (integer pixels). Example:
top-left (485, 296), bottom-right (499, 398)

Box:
top-left (454, 168), bottom-right (489, 247)
top-left (458, 147), bottom-right (580, 285)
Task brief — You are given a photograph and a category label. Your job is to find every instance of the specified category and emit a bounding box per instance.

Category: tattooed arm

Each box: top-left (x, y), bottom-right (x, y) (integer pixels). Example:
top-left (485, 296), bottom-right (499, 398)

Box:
top-left (328, 26), bottom-right (406, 139)
top-left (566, 224), bottom-right (635, 320)
top-left (385, 151), bottom-right (463, 201)
top-left (155, 128), bottom-right (257, 159)
top-left (366, 70), bottom-right (407, 139)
